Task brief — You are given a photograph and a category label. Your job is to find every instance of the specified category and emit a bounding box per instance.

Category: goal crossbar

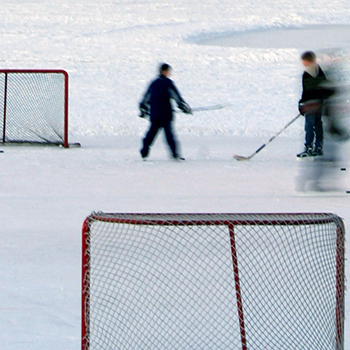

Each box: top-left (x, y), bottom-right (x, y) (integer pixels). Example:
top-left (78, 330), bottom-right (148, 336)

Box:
top-left (84, 212), bottom-right (342, 226)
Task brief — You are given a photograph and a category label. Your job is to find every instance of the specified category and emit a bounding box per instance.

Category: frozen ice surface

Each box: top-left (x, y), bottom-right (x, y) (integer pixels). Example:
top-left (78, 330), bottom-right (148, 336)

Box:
top-left (1, 136), bottom-right (350, 349)
top-left (1, 0), bottom-right (350, 349)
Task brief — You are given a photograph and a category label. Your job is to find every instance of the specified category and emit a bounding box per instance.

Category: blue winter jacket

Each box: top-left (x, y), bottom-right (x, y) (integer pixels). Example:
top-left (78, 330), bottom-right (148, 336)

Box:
top-left (140, 75), bottom-right (184, 122)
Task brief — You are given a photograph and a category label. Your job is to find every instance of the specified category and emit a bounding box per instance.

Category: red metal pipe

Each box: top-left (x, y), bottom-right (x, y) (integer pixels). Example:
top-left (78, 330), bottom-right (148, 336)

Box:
top-left (82, 218), bottom-right (90, 350)
top-left (229, 224), bottom-right (247, 350)
top-left (2, 73), bottom-right (8, 143)
top-left (0, 69), bottom-right (68, 74)
top-left (63, 71), bottom-right (69, 148)
top-left (335, 223), bottom-right (345, 350)
top-left (89, 212), bottom-right (338, 227)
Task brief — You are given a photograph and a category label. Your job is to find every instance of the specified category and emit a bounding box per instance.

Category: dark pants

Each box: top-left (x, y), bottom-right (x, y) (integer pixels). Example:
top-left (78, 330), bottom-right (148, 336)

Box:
top-left (305, 112), bottom-right (323, 149)
top-left (141, 120), bottom-right (178, 158)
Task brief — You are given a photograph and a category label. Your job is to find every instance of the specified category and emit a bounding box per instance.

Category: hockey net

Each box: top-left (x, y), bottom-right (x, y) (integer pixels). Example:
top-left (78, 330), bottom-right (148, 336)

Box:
top-left (82, 213), bottom-right (345, 350)
top-left (0, 70), bottom-right (69, 147)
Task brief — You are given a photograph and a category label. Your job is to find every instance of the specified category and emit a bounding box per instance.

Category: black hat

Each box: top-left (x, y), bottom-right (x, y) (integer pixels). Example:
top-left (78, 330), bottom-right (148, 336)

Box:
top-left (159, 63), bottom-right (172, 74)
top-left (301, 51), bottom-right (316, 62)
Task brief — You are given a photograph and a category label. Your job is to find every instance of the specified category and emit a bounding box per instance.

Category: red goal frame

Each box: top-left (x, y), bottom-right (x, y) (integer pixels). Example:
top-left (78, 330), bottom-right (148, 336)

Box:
top-left (0, 69), bottom-right (69, 148)
top-left (82, 213), bottom-right (345, 350)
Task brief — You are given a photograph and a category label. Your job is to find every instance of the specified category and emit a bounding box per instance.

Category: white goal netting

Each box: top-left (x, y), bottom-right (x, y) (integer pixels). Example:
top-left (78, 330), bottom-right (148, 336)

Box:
top-left (0, 70), bottom-right (68, 147)
top-left (82, 213), bottom-right (345, 350)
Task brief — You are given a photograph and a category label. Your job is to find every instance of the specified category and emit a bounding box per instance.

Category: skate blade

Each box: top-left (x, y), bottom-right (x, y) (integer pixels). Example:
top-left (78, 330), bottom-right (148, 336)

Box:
top-left (296, 156), bottom-right (314, 162)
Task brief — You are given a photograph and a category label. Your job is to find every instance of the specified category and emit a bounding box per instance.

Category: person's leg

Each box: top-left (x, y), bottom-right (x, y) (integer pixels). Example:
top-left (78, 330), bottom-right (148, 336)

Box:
top-left (297, 114), bottom-right (316, 157)
top-left (314, 113), bottom-right (324, 149)
top-left (163, 121), bottom-right (178, 158)
top-left (304, 114), bottom-right (316, 148)
top-left (141, 122), bottom-right (160, 158)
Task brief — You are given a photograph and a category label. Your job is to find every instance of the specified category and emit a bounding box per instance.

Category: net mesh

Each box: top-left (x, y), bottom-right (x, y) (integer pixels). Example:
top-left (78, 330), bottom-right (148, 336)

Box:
top-left (0, 71), bottom-right (66, 145)
top-left (82, 213), bottom-right (345, 350)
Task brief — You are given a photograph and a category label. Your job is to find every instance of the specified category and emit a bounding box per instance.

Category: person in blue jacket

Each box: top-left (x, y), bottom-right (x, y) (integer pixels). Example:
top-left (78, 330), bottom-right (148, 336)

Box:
top-left (139, 63), bottom-right (192, 160)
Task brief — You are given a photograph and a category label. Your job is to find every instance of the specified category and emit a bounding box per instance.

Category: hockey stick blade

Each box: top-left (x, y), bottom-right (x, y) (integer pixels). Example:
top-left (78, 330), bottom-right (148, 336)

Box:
top-left (234, 144), bottom-right (266, 161)
top-left (233, 154), bottom-right (251, 161)
top-left (233, 113), bottom-right (301, 161)
top-left (191, 103), bottom-right (232, 113)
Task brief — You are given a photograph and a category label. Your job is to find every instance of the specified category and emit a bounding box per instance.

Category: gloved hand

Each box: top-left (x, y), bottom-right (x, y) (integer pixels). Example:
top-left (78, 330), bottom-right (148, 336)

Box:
top-left (179, 101), bottom-right (192, 115)
top-left (299, 100), bottom-right (322, 116)
top-left (139, 103), bottom-right (149, 118)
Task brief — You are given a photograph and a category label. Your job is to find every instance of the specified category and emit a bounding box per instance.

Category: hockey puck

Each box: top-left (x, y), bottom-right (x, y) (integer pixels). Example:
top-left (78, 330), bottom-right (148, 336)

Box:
top-left (346, 191), bottom-right (350, 194)
top-left (341, 168), bottom-right (347, 171)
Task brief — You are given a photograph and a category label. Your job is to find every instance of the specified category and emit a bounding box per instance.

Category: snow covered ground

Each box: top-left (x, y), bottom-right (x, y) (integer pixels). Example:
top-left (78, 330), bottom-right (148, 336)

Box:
top-left (1, 0), bottom-right (350, 349)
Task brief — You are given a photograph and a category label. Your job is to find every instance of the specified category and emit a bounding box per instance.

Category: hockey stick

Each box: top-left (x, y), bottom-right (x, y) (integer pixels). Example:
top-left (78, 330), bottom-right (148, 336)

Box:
top-left (234, 113), bottom-right (301, 161)
top-left (140, 102), bottom-right (232, 119)
top-left (190, 102), bottom-right (232, 113)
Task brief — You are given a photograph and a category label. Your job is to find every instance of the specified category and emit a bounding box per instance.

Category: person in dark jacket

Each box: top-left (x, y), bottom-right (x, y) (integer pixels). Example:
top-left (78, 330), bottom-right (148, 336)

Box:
top-left (297, 51), bottom-right (327, 158)
top-left (139, 63), bottom-right (191, 160)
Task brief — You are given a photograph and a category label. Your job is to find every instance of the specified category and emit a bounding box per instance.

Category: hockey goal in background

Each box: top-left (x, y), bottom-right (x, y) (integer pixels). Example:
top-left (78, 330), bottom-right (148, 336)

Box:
top-left (0, 69), bottom-right (71, 147)
top-left (82, 213), bottom-right (345, 350)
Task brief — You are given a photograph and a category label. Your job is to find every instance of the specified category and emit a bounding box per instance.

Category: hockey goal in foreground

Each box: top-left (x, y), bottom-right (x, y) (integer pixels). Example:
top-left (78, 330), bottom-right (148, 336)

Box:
top-left (82, 213), bottom-right (345, 350)
top-left (0, 69), bottom-right (73, 147)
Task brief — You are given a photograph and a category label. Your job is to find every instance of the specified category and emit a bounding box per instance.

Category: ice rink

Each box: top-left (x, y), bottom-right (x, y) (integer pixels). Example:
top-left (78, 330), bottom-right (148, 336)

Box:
top-left (0, 0), bottom-right (350, 349)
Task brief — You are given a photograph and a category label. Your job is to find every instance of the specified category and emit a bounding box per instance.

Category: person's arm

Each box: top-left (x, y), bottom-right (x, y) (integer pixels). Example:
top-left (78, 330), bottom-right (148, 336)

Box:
top-left (318, 67), bottom-right (335, 100)
top-left (139, 83), bottom-right (152, 118)
top-left (169, 80), bottom-right (192, 114)
top-left (300, 73), bottom-right (307, 103)
top-left (298, 74), bottom-right (306, 115)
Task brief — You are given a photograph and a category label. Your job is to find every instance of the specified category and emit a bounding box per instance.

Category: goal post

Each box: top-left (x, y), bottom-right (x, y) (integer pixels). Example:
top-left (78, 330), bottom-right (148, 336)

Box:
top-left (82, 213), bottom-right (345, 350)
top-left (0, 69), bottom-right (70, 147)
